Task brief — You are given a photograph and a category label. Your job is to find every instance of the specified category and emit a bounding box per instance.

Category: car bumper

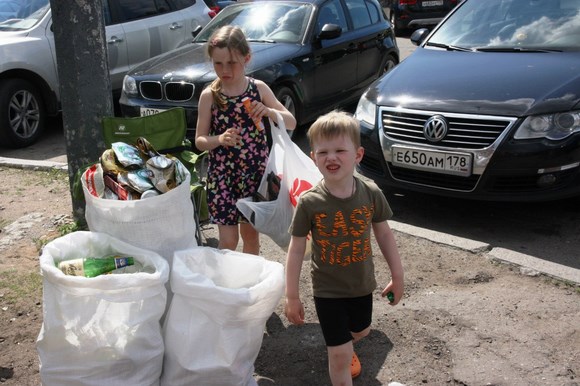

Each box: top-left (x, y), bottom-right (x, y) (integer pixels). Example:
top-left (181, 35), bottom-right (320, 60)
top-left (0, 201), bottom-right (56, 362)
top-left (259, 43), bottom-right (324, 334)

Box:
top-left (358, 120), bottom-right (580, 202)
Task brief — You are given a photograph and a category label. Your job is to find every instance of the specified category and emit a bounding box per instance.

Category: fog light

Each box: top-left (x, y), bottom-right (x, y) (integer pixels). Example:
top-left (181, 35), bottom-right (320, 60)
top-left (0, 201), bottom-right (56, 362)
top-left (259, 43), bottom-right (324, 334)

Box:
top-left (537, 174), bottom-right (557, 187)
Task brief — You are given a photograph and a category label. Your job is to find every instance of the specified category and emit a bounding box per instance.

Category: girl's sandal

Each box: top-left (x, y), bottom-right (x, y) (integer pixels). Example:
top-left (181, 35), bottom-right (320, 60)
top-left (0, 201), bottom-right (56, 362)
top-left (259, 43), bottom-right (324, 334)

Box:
top-left (351, 352), bottom-right (361, 378)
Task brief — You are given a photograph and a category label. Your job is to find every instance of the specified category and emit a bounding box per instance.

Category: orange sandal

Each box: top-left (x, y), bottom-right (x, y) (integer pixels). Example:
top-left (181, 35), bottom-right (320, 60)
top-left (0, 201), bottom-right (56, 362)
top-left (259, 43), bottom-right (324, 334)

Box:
top-left (351, 352), bottom-right (361, 378)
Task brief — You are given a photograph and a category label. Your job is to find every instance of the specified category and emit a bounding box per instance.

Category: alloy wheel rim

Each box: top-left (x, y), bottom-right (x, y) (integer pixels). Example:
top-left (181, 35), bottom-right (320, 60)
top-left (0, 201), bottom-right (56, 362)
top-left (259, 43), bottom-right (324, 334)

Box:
top-left (9, 90), bottom-right (40, 139)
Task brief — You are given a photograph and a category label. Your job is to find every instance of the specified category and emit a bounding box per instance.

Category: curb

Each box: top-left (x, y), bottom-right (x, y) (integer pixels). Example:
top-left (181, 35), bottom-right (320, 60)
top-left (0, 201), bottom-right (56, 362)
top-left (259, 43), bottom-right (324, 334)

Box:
top-left (389, 220), bottom-right (580, 286)
top-left (1, 157), bottom-right (578, 286)
top-left (0, 156), bottom-right (68, 171)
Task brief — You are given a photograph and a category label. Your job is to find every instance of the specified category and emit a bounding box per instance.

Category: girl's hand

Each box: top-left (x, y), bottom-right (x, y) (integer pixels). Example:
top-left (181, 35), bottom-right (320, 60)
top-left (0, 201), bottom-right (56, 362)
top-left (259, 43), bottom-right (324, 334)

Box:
top-left (219, 128), bottom-right (241, 147)
top-left (250, 100), bottom-right (271, 121)
top-left (284, 297), bottom-right (305, 325)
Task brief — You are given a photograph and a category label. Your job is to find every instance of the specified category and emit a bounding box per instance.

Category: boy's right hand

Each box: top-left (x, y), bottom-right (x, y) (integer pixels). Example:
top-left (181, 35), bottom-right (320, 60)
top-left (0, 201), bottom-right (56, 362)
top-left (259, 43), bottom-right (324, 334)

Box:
top-left (284, 297), bottom-right (305, 325)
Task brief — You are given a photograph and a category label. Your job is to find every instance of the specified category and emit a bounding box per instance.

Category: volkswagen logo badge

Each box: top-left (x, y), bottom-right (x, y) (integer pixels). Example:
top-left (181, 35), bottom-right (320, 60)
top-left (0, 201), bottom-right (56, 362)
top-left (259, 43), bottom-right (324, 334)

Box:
top-left (423, 115), bottom-right (448, 143)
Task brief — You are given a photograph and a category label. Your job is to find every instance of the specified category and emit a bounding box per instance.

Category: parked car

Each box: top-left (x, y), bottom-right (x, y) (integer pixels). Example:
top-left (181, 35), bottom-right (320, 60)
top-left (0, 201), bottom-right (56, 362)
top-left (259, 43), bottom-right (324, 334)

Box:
top-left (382, 0), bottom-right (458, 35)
top-left (0, 0), bottom-right (21, 22)
top-left (119, 0), bottom-right (399, 140)
top-left (0, 0), bottom-right (212, 148)
top-left (355, 0), bottom-right (580, 202)
top-left (203, 0), bottom-right (236, 17)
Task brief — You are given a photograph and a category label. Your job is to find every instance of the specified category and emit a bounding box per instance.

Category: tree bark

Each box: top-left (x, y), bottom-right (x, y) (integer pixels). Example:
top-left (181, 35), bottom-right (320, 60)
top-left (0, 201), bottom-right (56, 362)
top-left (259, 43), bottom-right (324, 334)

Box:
top-left (50, 0), bottom-right (112, 222)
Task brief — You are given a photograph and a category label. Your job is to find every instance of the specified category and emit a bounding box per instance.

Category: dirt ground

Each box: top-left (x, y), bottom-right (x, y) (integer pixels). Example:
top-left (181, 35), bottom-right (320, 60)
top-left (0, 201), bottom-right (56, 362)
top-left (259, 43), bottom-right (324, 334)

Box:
top-left (0, 166), bottom-right (578, 386)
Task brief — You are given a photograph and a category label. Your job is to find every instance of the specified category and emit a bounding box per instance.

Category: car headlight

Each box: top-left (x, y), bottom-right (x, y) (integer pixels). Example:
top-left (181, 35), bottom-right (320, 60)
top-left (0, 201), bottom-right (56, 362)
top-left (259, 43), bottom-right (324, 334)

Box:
top-left (354, 92), bottom-right (377, 127)
top-left (514, 110), bottom-right (580, 140)
top-left (122, 75), bottom-right (138, 96)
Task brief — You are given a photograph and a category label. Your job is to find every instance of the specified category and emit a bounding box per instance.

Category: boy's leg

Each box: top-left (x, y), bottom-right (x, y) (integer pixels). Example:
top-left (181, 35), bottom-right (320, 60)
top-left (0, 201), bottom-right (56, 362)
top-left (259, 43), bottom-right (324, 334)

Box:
top-left (217, 224), bottom-right (239, 250)
top-left (327, 341), bottom-right (354, 386)
top-left (240, 222), bottom-right (260, 255)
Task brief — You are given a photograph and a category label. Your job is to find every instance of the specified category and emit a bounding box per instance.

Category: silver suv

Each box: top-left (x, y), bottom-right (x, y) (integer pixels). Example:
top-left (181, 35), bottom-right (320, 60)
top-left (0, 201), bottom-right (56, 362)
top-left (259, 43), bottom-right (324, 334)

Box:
top-left (0, 0), bottom-right (211, 148)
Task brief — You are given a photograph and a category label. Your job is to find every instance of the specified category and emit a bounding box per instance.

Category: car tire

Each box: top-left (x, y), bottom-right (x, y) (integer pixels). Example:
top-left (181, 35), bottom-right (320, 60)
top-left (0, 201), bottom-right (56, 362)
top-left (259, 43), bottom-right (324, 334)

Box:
top-left (383, 55), bottom-right (398, 75)
top-left (274, 86), bottom-right (299, 137)
top-left (0, 79), bottom-right (45, 148)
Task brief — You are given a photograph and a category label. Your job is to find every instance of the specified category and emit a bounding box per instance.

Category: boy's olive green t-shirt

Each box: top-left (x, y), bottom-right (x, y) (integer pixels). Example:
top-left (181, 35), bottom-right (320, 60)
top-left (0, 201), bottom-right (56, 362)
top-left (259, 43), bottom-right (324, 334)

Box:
top-left (290, 177), bottom-right (393, 298)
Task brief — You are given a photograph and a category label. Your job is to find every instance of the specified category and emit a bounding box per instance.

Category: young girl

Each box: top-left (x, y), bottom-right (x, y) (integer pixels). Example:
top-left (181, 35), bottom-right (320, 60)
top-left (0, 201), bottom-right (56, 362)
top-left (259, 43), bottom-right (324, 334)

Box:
top-left (195, 25), bottom-right (296, 255)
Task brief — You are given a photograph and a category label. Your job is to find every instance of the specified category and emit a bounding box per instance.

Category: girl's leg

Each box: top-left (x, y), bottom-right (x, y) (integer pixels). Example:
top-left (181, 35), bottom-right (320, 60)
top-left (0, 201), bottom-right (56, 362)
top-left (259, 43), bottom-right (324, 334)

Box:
top-left (327, 341), bottom-right (354, 386)
top-left (218, 224), bottom-right (239, 251)
top-left (240, 222), bottom-right (260, 255)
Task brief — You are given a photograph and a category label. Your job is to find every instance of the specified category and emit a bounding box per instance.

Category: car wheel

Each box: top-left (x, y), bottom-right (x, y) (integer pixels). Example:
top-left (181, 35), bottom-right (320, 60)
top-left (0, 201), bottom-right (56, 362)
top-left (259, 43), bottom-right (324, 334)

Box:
top-left (275, 86), bottom-right (299, 137)
top-left (383, 55), bottom-right (398, 75)
top-left (0, 79), bottom-right (45, 148)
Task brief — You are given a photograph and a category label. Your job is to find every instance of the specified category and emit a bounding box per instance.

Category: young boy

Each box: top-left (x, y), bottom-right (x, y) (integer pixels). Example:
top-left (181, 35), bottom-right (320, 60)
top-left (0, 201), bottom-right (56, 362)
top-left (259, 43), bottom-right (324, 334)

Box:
top-left (284, 111), bottom-right (404, 385)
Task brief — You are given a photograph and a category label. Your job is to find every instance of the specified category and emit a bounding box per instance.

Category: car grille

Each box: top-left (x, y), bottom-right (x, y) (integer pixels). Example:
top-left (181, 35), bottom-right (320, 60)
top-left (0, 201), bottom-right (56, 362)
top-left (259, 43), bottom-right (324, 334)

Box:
top-left (140, 81), bottom-right (195, 102)
top-left (381, 109), bottom-right (512, 150)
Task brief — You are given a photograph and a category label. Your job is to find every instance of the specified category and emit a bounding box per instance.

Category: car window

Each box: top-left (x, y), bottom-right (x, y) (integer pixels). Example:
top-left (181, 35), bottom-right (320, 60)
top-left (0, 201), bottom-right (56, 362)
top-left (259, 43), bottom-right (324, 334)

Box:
top-left (317, 0), bottom-right (349, 34)
top-left (345, 0), bottom-right (372, 29)
top-left (366, 0), bottom-right (380, 24)
top-left (428, 0), bottom-right (580, 50)
top-left (117, 0), bottom-right (170, 22)
top-left (170, 0), bottom-right (197, 11)
top-left (195, 3), bottom-right (313, 43)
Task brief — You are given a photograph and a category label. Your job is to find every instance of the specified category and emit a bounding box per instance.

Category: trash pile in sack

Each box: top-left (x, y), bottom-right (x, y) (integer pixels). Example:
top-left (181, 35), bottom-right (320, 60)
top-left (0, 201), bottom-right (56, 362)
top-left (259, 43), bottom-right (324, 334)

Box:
top-left (83, 137), bottom-right (189, 200)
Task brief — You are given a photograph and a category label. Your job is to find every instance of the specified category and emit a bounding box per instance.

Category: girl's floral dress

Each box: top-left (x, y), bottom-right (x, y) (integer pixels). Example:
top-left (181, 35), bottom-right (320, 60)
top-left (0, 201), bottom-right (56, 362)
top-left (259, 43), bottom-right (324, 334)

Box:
top-left (207, 77), bottom-right (270, 225)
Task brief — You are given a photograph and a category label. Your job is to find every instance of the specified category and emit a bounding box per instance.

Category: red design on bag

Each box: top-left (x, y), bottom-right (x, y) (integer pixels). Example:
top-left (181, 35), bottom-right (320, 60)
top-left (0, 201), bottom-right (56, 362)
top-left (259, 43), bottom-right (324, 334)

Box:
top-left (290, 178), bottom-right (313, 207)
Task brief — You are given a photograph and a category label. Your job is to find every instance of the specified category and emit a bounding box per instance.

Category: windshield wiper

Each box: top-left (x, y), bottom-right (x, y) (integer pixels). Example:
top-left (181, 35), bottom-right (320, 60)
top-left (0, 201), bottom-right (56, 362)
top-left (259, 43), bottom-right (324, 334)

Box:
top-left (425, 42), bottom-right (472, 52)
top-left (247, 38), bottom-right (276, 44)
top-left (474, 47), bottom-right (562, 53)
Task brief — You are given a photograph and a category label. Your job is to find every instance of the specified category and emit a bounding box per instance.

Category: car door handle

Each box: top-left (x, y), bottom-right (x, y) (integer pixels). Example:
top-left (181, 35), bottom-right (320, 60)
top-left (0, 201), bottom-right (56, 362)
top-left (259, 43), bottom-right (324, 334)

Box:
top-left (347, 43), bottom-right (358, 53)
top-left (169, 23), bottom-right (183, 30)
top-left (107, 36), bottom-right (124, 44)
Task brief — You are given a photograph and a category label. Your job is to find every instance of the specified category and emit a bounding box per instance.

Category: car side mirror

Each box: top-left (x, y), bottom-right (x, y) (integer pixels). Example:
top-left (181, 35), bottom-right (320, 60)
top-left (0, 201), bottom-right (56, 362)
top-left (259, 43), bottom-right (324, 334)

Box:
top-left (410, 28), bottom-right (430, 46)
top-left (318, 24), bottom-right (342, 40)
top-left (191, 25), bottom-right (203, 39)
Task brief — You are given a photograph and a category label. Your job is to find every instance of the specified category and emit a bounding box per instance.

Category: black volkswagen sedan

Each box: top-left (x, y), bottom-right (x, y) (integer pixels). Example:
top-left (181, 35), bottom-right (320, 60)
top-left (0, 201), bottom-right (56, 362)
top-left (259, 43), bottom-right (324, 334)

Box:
top-left (119, 0), bottom-right (399, 138)
top-left (355, 0), bottom-right (580, 202)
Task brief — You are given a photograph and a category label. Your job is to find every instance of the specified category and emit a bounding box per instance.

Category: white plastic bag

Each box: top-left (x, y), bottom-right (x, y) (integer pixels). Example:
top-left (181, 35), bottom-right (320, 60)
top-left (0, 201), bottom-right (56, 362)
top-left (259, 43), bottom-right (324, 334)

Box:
top-left (82, 170), bottom-right (197, 265)
top-left (37, 231), bottom-right (170, 386)
top-left (236, 112), bottom-right (322, 249)
top-left (161, 247), bottom-right (285, 386)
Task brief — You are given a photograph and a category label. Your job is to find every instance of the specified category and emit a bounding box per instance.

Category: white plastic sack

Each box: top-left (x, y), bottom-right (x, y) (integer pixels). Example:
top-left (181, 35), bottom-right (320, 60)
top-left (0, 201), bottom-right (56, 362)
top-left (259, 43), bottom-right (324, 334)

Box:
top-left (161, 247), bottom-right (285, 386)
top-left (37, 231), bottom-right (170, 386)
top-left (82, 170), bottom-right (197, 265)
top-left (236, 112), bottom-right (322, 249)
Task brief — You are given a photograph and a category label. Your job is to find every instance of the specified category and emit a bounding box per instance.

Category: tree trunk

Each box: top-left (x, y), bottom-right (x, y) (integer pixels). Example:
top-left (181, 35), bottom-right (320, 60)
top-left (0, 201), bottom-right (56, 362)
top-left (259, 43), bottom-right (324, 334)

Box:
top-left (50, 0), bottom-right (112, 223)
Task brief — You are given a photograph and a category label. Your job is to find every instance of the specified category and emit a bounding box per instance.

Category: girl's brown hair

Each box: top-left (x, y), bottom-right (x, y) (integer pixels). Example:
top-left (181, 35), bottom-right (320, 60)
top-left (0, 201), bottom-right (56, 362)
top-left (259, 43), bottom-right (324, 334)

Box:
top-left (206, 26), bottom-right (251, 110)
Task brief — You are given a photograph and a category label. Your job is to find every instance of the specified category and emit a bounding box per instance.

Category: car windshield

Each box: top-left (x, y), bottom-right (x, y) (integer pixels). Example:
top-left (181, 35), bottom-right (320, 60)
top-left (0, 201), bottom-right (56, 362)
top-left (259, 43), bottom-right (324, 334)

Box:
top-left (427, 0), bottom-right (580, 51)
top-left (194, 2), bottom-right (313, 44)
top-left (0, 0), bottom-right (49, 31)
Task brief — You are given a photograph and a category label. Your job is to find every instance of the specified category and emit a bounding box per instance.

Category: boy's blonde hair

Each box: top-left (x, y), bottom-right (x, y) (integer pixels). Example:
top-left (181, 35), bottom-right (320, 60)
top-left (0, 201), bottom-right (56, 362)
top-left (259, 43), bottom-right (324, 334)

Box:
top-left (307, 110), bottom-right (361, 150)
top-left (206, 26), bottom-right (251, 110)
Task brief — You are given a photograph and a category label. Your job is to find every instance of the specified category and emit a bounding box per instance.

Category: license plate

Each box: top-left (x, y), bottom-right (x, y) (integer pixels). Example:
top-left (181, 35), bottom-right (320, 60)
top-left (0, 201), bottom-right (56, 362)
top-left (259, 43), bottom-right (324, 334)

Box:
top-left (422, 0), bottom-right (443, 6)
top-left (391, 146), bottom-right (472, 176)
top-left (140, 107), bottom-right (166, 117)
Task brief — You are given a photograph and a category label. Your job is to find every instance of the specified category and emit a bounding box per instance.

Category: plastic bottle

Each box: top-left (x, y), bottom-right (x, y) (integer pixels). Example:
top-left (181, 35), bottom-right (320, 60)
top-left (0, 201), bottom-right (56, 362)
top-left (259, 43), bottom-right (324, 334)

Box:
top-left (58, 255), bottom-right (135, 277)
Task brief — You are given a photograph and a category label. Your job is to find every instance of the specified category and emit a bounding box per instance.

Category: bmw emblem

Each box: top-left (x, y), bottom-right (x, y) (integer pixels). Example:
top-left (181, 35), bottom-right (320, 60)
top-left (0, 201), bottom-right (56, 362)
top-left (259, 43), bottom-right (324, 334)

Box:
top-left (423, 115), bottom-right (448, 143)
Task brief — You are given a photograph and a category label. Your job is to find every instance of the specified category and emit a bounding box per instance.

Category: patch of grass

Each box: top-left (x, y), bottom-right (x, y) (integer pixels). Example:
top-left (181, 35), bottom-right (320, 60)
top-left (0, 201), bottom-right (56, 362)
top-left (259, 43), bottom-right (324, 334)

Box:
top-left (0, 269), bottom-right (42, 304)
top-left (58, 221), bottom-right (81, 236)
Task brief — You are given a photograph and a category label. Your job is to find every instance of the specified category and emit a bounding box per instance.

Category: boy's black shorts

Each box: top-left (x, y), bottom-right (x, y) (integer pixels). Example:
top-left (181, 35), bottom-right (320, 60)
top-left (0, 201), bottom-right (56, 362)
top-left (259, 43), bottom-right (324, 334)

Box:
top-left (314, 293), bottom-right (373, 347)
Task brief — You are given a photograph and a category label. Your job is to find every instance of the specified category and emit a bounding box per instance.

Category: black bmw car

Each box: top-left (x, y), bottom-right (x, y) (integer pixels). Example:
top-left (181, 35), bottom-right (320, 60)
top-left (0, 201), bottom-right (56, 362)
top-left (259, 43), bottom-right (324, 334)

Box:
top-left (119, 0), bottom-right (399, 138)
top-left (355, 0), bottom-right (580, 202)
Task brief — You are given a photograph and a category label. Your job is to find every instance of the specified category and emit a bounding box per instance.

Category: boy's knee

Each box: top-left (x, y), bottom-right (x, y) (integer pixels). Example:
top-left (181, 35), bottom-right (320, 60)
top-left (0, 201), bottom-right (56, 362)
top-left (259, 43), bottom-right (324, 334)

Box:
top-left (351, 326), bottom-right (370, 342)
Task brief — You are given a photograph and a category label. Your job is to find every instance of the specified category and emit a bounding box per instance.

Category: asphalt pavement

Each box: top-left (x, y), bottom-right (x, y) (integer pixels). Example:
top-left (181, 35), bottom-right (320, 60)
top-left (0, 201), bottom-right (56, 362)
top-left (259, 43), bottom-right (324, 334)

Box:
top-left (0, 122), bottom-right (578, 286)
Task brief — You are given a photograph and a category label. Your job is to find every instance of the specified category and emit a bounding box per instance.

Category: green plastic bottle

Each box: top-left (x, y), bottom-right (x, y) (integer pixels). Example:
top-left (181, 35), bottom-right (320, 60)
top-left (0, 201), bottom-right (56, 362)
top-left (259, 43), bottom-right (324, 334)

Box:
top-left (58, 255), bottom-right (135, 277)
